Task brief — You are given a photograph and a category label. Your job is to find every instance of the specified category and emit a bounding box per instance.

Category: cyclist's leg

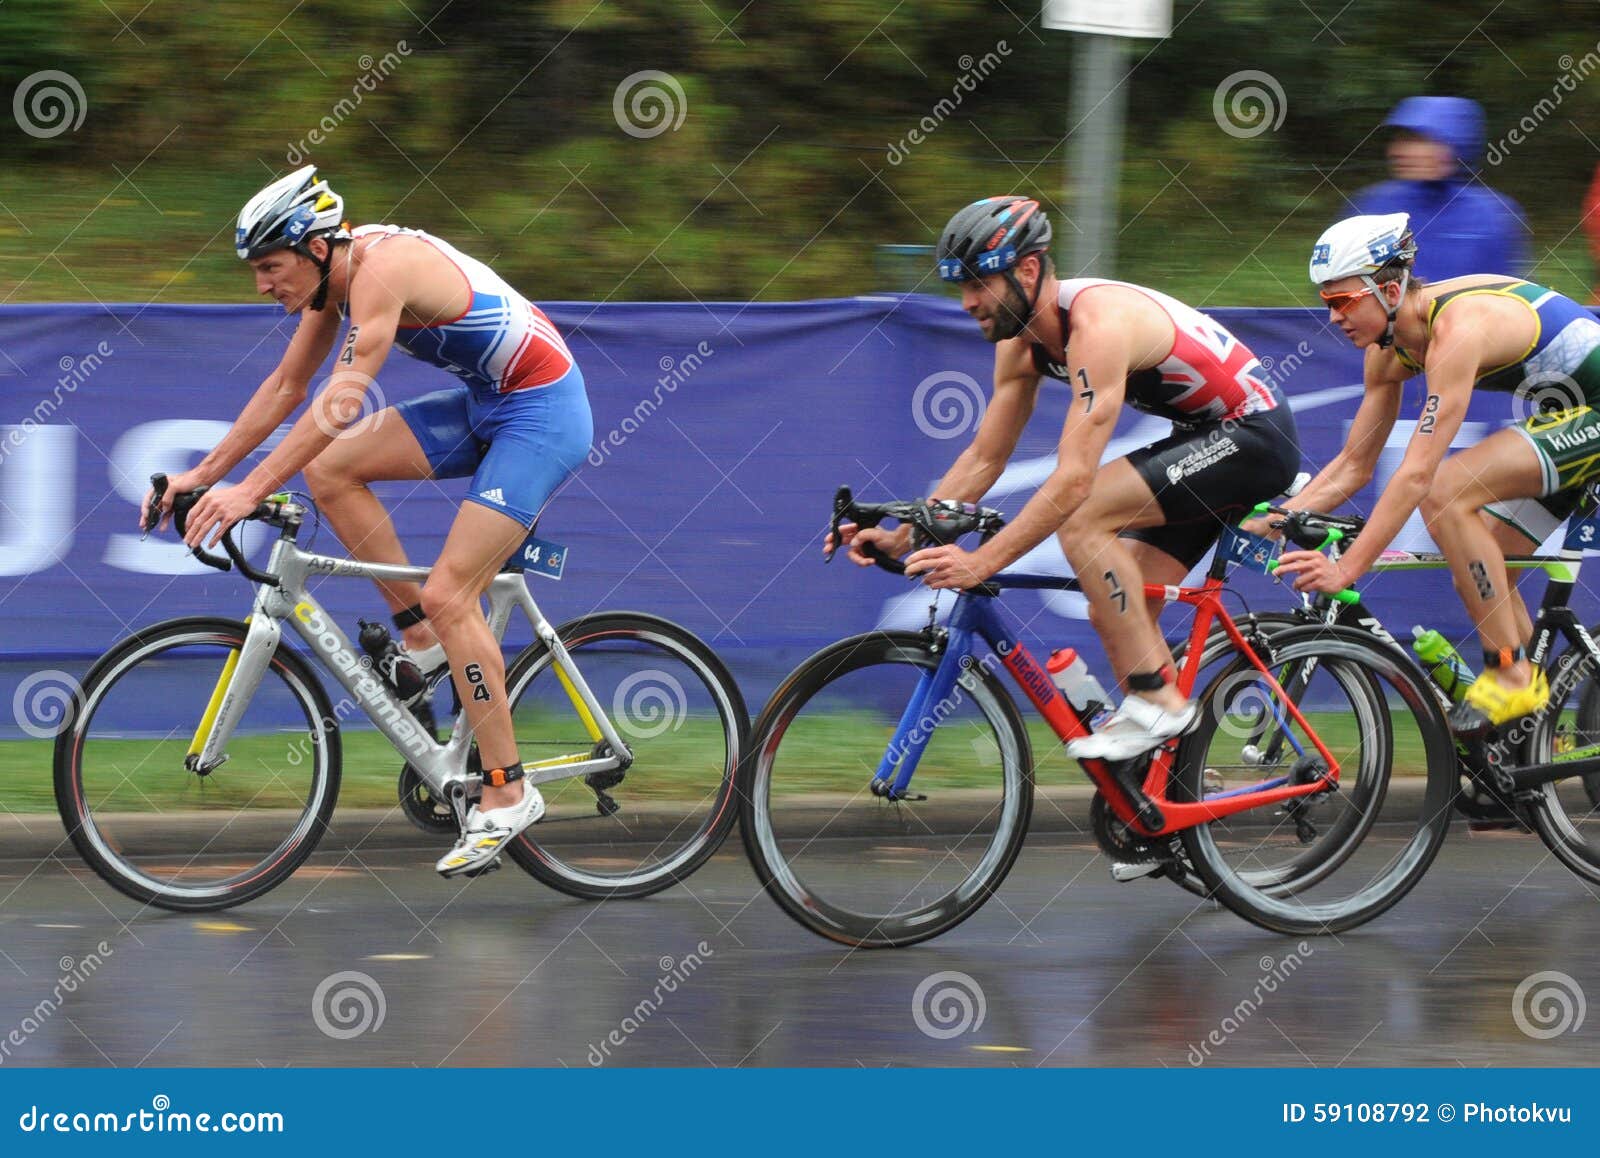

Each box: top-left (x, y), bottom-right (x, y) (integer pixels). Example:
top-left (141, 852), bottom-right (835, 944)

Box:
top-left (1419, 427), bottom-right (1545, 689)
top-left (1058, 458), bottom-right (1181, 706)
top-left (1481, 493), bottom-right (1578, 642)
top-left (428, 371), bottom-right (592, 818)
top-left (304, 388), bottom-right (483, 651)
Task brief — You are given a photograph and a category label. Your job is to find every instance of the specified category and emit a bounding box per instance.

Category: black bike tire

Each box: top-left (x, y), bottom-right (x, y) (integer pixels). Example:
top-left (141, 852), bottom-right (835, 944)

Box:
top-left (503, 612), bottom-right (750, 900)
top-left (53, 616), bottom-right (342, 913)
top-left (1176, 624), bottom-right (1456, 936)
top-left (1523, 646), bottom-right (1600, 882)
top-left (738, 631), bottom-right (1034, 948)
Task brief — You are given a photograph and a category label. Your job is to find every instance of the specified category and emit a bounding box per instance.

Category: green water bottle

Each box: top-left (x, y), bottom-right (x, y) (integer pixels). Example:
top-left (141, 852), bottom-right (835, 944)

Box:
top-left (1411, 626), bottom-right (1474, 702)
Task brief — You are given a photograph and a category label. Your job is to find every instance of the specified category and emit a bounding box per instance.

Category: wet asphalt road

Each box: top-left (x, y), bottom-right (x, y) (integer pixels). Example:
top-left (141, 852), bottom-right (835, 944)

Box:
top-left (0, 826), bottom-right (1597, 1068)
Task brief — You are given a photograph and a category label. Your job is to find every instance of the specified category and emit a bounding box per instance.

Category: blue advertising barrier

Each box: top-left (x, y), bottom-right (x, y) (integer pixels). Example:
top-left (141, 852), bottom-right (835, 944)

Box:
top-left (1, 296), bottom-right (1593, 736)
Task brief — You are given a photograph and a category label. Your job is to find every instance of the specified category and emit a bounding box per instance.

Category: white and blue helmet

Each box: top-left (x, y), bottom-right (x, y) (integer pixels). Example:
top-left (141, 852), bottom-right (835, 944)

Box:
top-left (1309, 213), bottom-right (1417, 347)
top-left (235, 165), bottom-right (347, 260)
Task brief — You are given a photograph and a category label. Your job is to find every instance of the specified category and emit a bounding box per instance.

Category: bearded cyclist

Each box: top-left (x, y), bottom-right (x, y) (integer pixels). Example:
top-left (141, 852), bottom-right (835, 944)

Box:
top-left (836, 196), bottom-right (1300, 760)
top-left (1273, 212), bottom-right (1600, 731)
top-left (142, 166), bottom-right (593, 876)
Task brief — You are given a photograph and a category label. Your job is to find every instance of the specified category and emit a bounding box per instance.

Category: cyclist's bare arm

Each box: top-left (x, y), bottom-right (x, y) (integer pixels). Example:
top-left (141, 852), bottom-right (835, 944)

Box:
top-left (967, 291), bottom-right (1129, 571)
top-left (1283, 308), bottom-right (1494, 582)
top-left (837, 338), bottom-right (1039, 564)
top-left (235, 252), bottom-right (406, 501)
top-left (1274, 344), bottom-right (1410, 520)
top-left (146, 308), bottom-right (340, 526)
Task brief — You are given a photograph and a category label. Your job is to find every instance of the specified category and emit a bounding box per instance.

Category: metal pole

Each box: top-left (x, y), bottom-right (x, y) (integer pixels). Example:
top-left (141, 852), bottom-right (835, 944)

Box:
top-left (1066, 32), bottom-right (1128, 279)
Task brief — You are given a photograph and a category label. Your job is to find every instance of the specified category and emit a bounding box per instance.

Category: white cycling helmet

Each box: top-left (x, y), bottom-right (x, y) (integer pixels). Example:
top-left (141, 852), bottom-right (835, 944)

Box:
top-left (236, 166), bottom-right (349, 310)
top-left (1308, 213), bottom-right (1417, 348)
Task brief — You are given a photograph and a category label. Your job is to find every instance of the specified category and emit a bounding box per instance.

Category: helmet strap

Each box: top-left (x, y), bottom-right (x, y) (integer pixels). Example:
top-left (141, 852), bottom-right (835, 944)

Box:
top-left (300, 237), bottom-right (336, 312)
top-left (1367, 269), bottom-right (1410, 349)
top-left (1001, 255), bottom-right (1048, 335)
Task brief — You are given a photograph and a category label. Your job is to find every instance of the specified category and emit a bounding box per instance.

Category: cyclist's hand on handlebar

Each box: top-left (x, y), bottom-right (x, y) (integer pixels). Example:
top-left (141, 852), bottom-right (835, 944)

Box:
top-left (1238, 514), bottom-right (1281, 541)
top-left (1273, 548), bottom-right (1354, 595)
top-left (183, 483), bottom-right (263, 550)
top-left (904, 543), bottom-right (996, 590)
top-left (830, 522), bottom-right (913, 567)
top-left (141, 468), bottom-right (205, 533)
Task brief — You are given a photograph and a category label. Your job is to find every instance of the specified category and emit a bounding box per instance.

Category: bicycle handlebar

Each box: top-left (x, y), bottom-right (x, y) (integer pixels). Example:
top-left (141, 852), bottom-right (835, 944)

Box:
top-left (149, 472), bottom-right (285, 588)
top-left (1246, 501), bottom-right (1363, 605)
top-left (827, 485), bottom-right (1006, 575)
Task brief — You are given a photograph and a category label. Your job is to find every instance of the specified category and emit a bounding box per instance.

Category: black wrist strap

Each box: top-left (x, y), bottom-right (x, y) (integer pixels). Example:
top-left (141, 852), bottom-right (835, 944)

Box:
top-left (392, 603), bottom-right (427, 631)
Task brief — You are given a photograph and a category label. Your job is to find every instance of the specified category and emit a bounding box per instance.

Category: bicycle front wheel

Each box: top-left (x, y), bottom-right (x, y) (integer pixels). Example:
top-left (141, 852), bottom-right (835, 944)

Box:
top-left (1176, 625), bottom-right (1456, 936)
top-left (739, 631), bottom-right (1034, 948)
top-left (54, 617), bottom-right (341, 912)
top-left (503, 612), bottom-right (749, 899)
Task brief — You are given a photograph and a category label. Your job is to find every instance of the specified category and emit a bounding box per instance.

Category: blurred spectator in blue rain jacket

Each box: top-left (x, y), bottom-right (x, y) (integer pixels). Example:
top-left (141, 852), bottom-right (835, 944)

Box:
top-left (1353, 96), bottom-right (1529, 280)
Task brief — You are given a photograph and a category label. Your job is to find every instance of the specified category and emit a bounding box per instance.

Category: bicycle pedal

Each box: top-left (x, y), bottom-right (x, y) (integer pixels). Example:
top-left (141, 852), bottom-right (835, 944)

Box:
top-left (1110, 861), bottom-right (1164, 883)
top-left (460, 855), bottom-right (504, 879)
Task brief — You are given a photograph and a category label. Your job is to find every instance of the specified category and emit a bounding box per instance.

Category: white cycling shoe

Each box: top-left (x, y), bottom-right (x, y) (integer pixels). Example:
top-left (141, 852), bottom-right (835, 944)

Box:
top-left (1065, 694), bottom-right (1198, 762)
top-left (436, 777), bottom-right (546, 879)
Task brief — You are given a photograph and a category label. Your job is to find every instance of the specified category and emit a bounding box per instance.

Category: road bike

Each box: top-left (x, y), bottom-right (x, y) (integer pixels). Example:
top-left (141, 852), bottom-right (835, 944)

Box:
top-left (53, 477), bottom-right (749, 911)
top-left (1211, 498), bottom-right (1600, 888)
top-left (737, 487), bottom-right (1456, 947)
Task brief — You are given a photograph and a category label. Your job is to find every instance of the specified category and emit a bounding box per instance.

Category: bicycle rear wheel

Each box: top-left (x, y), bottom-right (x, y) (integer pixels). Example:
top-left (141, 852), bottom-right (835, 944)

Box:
top-left (1175, 625), bottom-right (1455, 935)
top-left (503, 612), bottom-right (748, 899)
top-left (53, 617), bottom-right (341, 912)
top-left (1522, 647), bottom-right (1600, 882)
top-left (739, 631), bottom-right (1033, 948)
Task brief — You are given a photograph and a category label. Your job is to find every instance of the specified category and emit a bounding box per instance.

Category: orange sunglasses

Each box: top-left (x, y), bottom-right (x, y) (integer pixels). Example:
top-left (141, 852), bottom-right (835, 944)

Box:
top-left (1318, 285), bottom-right (1381, 313)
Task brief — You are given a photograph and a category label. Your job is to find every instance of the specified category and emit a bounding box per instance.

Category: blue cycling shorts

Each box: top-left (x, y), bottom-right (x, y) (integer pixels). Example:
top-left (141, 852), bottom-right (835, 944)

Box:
top-left (392, 365), bottom-right (593, 528)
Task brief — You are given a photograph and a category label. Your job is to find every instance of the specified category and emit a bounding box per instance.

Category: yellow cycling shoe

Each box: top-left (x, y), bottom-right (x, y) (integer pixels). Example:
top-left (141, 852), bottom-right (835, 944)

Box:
top-left (1448, 668), bottom-right (1550, 734)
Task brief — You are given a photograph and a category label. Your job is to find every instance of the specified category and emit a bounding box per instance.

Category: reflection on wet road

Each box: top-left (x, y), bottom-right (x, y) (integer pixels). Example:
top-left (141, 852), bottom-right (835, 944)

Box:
top-left (0, 829), bottom-right (1595, 1066)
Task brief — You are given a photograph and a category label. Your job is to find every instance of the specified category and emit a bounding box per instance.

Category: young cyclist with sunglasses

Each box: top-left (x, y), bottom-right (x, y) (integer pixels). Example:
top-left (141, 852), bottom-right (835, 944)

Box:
top-left (1270, 212), bottom-right (1600, 731)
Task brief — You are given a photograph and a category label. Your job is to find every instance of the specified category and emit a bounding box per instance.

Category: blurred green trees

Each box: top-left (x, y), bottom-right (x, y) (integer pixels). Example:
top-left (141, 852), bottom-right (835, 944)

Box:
top-left (1, 0), bottom-right (1595, 304)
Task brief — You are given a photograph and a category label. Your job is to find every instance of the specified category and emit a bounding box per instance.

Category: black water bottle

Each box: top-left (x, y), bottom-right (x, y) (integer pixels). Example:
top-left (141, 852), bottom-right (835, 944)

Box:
top-left (358, 619), bottom-right (425, 701)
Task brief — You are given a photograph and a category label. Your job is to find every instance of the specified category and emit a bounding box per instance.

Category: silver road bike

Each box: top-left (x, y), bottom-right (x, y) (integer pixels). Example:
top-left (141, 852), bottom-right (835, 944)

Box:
top-left (54, 478), bottom-right (749, 911)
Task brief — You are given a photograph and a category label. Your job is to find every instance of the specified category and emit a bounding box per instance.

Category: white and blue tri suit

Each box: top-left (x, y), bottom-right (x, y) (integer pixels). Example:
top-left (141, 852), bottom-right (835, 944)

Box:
top-left (359, 224), bottom-right (593, 527)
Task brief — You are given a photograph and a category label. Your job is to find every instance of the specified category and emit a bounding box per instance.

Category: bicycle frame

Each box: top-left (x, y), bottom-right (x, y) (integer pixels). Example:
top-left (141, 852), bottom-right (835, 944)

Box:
top-left (1308, 539), bottom-right (1600, 793)
top-left (875, 563), bottom-right (1342, 837)
top-left (186, 533), bottom-right (633, 801)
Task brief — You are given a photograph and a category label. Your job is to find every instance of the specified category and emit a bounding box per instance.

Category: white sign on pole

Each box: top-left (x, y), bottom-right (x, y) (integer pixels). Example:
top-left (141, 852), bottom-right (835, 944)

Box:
top-left (1042, 0), bottom-right (1172, 38)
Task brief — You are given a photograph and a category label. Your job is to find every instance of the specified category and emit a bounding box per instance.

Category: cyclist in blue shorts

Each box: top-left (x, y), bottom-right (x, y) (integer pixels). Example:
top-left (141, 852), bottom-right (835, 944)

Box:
top-left (144, 166), bottom-right (593, 876)
top-left (1274, 212), bottom-right (1600, 731)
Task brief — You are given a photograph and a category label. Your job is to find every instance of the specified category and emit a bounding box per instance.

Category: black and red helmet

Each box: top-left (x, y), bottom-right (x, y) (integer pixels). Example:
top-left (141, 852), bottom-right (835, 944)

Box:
top-left (936, 196), bottom-right (1052, 283)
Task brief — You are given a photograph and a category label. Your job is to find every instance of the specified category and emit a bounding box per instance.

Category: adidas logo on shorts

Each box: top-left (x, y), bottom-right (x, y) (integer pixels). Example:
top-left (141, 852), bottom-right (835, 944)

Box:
top-left (479, 488), bottom-right (506, 506)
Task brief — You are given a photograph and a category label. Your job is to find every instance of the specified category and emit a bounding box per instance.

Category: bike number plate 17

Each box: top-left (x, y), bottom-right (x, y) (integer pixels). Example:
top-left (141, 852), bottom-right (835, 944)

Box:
top-left (507, 534), bottom-right (568, 580)
top-left (1217, 525), bottom-right (1281, 575)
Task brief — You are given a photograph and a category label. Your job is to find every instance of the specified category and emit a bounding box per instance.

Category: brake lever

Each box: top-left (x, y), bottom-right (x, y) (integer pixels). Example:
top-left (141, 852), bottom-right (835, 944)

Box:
top-left (142, 472), bottom-right (169, 538)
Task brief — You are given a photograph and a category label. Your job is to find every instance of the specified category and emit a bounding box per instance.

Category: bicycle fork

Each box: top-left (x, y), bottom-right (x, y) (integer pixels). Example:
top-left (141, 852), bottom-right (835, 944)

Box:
top-left (186, 613), bottom-right (283, 774)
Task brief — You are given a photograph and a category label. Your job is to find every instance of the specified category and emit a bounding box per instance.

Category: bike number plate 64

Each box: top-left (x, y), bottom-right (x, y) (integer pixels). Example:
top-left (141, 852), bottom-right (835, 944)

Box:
top-left (508, 534), bottom-right (568, 580)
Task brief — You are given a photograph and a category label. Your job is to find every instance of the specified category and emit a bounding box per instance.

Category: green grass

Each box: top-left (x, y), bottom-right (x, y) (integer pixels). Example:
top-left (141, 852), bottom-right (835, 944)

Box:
top-left (2, 705), bottom-right (1431, 814)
